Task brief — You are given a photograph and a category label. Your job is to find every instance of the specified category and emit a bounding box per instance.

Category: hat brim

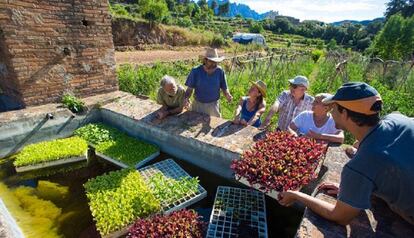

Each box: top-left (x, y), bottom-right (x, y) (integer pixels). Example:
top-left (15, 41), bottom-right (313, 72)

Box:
top-left (206, 57), bottom-right (225, 63)
top-left (322, 95), bottom-right (336, 105)
top-left (288, 79), bottom-right (308, 88)
top-left (250, 81), bottom-right (266, 98)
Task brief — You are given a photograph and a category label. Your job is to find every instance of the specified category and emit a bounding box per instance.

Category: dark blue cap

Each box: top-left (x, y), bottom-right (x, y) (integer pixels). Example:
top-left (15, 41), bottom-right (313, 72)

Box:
top-left (323, 82), bottom-right (382, 115)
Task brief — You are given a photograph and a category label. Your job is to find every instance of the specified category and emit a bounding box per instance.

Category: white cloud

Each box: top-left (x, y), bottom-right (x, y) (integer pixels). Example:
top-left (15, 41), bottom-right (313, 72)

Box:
top-left (232, 0), bottom-right (387, 22)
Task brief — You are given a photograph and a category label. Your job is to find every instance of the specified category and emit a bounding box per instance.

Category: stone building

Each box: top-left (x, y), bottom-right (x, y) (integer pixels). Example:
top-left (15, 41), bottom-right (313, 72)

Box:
top-left (0, 0), bottom-right (118, 111)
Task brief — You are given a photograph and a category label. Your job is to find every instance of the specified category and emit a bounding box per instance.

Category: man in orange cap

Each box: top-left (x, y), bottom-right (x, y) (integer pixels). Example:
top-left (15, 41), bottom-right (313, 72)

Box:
top-left (278, 82), bottom-right (414, 226)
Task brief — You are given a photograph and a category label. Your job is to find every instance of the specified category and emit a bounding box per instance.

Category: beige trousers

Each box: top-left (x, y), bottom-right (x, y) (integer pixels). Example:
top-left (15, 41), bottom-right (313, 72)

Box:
top-left (191, 100), bottom-right (221, 117)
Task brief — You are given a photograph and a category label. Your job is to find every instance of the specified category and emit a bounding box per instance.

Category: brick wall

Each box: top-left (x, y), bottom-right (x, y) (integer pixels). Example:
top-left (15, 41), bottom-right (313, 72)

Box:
top-left (0, 0), bottom-right (118, 107)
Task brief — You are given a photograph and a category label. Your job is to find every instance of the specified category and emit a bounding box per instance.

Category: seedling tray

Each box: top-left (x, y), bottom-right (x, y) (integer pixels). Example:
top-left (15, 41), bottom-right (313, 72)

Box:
top-left (237, 154), bottom-right (326, 199)
top-left (138, 159), bottom-right (207, 214)
top-left (96, 150), bottom-right (160, 169)
top-left (15, 152), bottom-right (88, 173)
top-left (206, 186), bottom-right (268, 238)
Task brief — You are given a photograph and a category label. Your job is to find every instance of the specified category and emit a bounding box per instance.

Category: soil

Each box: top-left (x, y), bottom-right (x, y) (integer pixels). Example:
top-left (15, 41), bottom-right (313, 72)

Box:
top-left (115, 48), bottom-right (226, 65)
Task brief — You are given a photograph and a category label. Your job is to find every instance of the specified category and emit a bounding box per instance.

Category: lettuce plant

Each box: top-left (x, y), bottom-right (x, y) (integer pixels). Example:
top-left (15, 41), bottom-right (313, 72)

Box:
top-left (84, 169), bottom-right (161, 236)
top-left (75, 123), bottom-right (159, 167)
top-left (13, 136), bottom-right (87, 167)
top-left (148, 173), bottom-right (199, 207)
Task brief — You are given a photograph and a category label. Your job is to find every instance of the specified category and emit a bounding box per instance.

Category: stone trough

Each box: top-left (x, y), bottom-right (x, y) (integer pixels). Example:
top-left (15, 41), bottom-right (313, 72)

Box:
top-left (1, 91), bottom-right (413, 237)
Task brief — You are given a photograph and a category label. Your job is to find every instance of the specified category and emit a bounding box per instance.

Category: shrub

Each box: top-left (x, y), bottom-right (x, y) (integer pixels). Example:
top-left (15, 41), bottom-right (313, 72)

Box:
top-left (210, 35), bottom-right (225, 48)
top-left (311, 49), bottom-right (324, 62)
top-left (177, 16), bottom-right (193, 28)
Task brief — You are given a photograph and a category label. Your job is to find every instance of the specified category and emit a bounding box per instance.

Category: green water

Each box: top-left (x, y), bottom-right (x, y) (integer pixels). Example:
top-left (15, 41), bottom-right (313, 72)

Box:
top-left (0, 151), bottom-right (303, 238)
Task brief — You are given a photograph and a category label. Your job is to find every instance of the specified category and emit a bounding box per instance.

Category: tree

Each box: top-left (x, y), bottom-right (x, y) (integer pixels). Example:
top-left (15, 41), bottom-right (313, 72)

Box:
top-left (326, 39), bottom-right (338, 50)
top-left (385, 0), bottom-right (414, 18)
top-left (211, 0), bottom-right (218, 11)
top-left (197, 0), bottom-right (207, 8)
top-left (272, 17), bottom-right (295, 34)
top-left (371, 14), bottom-right (411, 60)
top-left (142, 0), bottom-right (169, 26)
top-left (249, 22), bottom-right (264, 33)
top-left (218, 1), bottom-right (230, 16)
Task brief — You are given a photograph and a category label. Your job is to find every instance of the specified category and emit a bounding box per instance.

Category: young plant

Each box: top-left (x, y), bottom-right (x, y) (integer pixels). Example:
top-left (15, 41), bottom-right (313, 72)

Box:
top-left (61, 93), bottom-right (85, 113)
top-left (127, 209), bottom-right (205, 238)
top-left (75, 123), bottom-right (159, 167)
top-left (148, 172), bottom-right (199, 208)
top-left (231, 131), bottom-right (327, 192)
top-left (13, 136), bottom-right (88, 167)
top-left (84, 169), bottom-right (160, 236)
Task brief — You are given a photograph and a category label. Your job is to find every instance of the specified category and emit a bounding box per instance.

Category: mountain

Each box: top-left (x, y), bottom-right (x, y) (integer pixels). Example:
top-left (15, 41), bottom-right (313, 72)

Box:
top-left (331, 18), bottom-right (385, 26)
top-left (208, 0), bottom-right (276, 20)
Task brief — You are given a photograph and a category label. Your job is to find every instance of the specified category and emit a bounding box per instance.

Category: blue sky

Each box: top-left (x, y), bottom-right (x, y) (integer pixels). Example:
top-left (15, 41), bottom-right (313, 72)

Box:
top-left (233, 0), bottom-right (388, 22)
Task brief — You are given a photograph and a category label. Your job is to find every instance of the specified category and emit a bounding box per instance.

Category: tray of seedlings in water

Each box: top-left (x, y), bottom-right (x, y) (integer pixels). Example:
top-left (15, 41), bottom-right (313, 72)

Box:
top-left (206, 186), bottom-right (268, 238)
top-left (138, 159), bottom-right (207, 214)
top-left (74, 123), bottom-right (160, 168)
top-left (84, 169), bottom-right (161, 238)
top-left (13, 136), bottom-right (88, 173)
top-left (231, 131), bottom-right (328, 199)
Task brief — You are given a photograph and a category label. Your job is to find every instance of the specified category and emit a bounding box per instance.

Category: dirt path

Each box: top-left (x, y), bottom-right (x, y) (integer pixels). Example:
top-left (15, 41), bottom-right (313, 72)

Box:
top-left (115, 48), bottom-right (226, 65)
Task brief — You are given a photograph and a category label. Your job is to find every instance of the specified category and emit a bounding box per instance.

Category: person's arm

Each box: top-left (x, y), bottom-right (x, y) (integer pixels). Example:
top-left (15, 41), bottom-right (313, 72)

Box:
top-left (233, 98), bottom-right (243, 123)
top-left (165, 106), bottom-right (183, 116)
top-left (184, 87), bottom-right (194, 108)
top-left (260, 100), bottom-right (280, 129)
top-left (319, 130), bottom-right (345, 144)
top-left (307, 130), bottom-right (345, 144)
top-left (222, 88), bottom-right (233, 102)
top-left (247, 101), bottom-right (266, 126)
top-left (278, 190), bottom-right (360, 225)
top-left (288, 122), bottom-right (299, 136)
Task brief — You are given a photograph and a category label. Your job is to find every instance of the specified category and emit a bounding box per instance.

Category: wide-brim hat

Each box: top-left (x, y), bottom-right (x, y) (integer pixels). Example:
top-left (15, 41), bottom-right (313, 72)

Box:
top-left (250, 80), bottom-right (267, 98)
top-left (204, 48), bottom-right (225, 63)
top-left (322, 82), bottom-right (382, 115)
top-left (288, 75), bottom-right (309, 88)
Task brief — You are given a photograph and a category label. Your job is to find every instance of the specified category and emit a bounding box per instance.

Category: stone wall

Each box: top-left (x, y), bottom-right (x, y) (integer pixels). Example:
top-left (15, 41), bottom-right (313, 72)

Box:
top-left (0, 0), bottom-right (118, 107)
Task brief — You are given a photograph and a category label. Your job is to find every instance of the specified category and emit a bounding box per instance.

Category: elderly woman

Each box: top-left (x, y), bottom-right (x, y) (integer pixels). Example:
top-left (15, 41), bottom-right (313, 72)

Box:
top-left (288, 93), bottom-right (344, 143)
top-left (155, 75), bottom-right (185, 119)
top-left (233, 80), bottom-right (267, 128)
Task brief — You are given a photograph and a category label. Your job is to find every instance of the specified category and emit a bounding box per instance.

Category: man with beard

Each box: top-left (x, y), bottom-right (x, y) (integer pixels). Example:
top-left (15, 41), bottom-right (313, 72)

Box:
top-left (278, 82), bottom-right (414, 226)
top-left (184, 48), bottom-right (232, 117)
top-left (155, 75), bottom-right (186, 120)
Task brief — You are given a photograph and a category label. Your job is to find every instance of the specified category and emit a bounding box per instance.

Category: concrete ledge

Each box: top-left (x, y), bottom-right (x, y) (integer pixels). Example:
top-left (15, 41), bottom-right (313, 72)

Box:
top-left (0, 91), bottom-right (128, 158)
top-left (296, 146), bottom-right (414, 237)
top-left (100, 94), bottom-right (261, 179)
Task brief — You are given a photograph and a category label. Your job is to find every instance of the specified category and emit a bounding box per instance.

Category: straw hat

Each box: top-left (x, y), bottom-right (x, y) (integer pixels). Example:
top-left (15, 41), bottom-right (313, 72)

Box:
top-left (250, 80), bottom-right (267, 98)
top-left (204, 48), bottom-right (225, 63)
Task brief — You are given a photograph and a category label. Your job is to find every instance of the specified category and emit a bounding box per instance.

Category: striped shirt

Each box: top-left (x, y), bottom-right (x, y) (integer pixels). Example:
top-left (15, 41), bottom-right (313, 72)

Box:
top-left (276, 90), bottom-right (314, 131)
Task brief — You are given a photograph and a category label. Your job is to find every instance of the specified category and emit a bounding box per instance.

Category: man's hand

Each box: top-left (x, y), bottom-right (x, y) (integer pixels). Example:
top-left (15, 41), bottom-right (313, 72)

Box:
top-left (156, 110), bottom-right (169, 120)
top-left (225, 93), bottom-right (233, 103)
top-left (183, 98), bottom-right (191, 109)
top-left (240, 119), bottom-right (248, 126)
top-left (278, 190), bottom-right (299, 207)
top-left (318, 182), bottom-right (340, 196)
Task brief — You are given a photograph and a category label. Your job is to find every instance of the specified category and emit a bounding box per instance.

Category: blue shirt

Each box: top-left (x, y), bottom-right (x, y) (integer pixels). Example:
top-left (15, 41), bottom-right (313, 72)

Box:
top-left (338, 114), bottom-right (414, 222)
top-left (240, 97), bottom-right (262, 127)
top-left (185, 65), bottom-right (228, 103)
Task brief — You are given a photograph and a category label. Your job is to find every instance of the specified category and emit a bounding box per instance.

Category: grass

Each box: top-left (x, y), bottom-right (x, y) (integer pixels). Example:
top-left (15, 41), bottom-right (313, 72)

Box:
top-left (116, 51), bottom-right (414, 143)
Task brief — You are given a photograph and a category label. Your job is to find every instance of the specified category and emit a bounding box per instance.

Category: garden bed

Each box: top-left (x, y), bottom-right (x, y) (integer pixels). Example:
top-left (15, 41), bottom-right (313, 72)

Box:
top-left (13, 137), bottom-right (88, 173)
top-left (206, 186), bottom-right (268, 238)
top-left (74, 123), bottom-right (160, 168)
top-left (139, 159), bottom-right (207, 213)
top-left (231, 131), bottom-right (328, 200)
